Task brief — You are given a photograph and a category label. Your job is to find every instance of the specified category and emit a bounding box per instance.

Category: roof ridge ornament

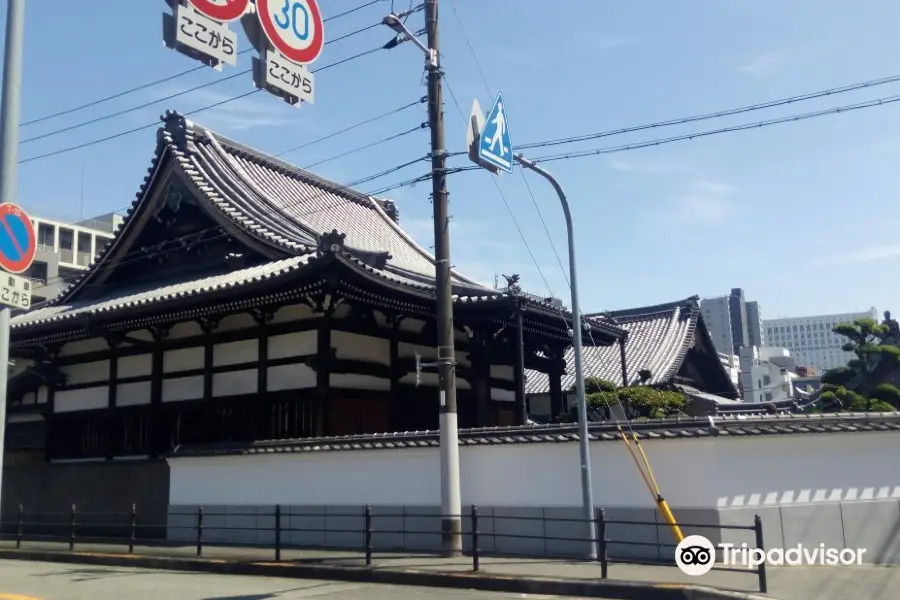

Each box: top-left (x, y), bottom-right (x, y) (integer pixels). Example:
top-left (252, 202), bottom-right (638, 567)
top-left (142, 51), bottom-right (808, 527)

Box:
top-left (161, 110), bottom-right (190, 149)
top-left (317, 229), bottom-right (346, 255)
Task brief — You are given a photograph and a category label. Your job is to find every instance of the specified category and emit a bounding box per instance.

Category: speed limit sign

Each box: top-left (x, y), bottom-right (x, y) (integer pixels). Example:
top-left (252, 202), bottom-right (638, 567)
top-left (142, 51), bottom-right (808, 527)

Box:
top-left (257, 0), bottom-right (325, 65)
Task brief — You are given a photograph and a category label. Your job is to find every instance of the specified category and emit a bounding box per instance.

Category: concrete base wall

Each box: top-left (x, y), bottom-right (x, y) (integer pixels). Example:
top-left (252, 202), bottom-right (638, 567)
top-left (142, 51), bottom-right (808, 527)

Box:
top-left (2, 461), bottom-right (170, 538)
top-left (167, 500), bottom-right (900, 564)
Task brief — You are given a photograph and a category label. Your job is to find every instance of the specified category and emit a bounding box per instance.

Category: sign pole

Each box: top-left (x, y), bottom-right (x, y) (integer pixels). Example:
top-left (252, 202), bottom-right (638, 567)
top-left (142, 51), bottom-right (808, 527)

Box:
top-left (0, 0), bottom-right (27, 518)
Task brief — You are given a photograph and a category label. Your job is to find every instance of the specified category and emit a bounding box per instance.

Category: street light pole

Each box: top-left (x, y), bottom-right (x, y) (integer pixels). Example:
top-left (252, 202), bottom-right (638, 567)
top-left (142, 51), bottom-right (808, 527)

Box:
top-left (0, 0), bottom-right (27, 519)
top-left (515, 154), bottom-right (597, 560)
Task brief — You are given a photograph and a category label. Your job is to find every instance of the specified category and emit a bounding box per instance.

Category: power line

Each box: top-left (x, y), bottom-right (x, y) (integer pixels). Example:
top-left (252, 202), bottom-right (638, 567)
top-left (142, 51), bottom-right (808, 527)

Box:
top-left (19, 90), bottom-right (261, 165)
top-left (444, 9), bottom-right (572, 297)
top-left (517, 71), bottom-right (900, 151)
top-left (276, 97), bottom-right (426, 157)
top-left (528, 92), bottom-right (900, 163)
top-left (19, 46), bottom-right (385, 165)
top-left (20, 23), bottom-right (381, 145)
top-left (20, 0), bottom-right (385, 127)
top-left (302, 123), bottom-right (426, 169)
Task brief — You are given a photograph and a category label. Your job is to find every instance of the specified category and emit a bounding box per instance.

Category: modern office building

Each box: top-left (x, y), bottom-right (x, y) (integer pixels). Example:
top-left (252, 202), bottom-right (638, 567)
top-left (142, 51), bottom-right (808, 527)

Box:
top-left (746, 301), bottom-right (764, 347)
top-left (763, 308), bottom-right (879, 373)
top-left (22, 211), bottom-right (124, 304)
top-left (700, 288), bottom-right (761, 356)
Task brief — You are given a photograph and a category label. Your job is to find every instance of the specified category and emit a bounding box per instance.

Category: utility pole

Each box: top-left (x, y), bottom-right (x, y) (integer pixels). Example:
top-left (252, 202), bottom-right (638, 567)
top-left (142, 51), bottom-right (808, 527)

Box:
top-left (424, 0), bottom-right (463, 556)
top-left (0, 0), bottom-right (27, 518)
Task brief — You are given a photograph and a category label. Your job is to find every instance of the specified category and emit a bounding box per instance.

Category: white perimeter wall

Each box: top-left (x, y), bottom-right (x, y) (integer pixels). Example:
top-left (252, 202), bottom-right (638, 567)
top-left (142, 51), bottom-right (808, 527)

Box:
top-left (168, 431), bottom-right (900, 509)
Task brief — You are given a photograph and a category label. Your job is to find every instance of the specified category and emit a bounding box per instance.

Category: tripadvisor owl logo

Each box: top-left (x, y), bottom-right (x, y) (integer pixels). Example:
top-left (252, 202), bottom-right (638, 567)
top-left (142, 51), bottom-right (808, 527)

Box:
top-left (675, 535), bottom-right (716, 576)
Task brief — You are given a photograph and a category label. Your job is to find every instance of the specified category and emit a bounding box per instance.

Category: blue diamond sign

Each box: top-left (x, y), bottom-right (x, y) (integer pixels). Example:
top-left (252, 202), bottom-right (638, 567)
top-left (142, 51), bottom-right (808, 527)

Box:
top-left (478, 92), bottom-right (513, 174)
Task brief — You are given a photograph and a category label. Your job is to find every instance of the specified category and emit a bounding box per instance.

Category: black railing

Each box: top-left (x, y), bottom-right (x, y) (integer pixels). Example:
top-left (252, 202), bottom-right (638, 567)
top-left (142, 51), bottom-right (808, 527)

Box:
top-left (0, 503), bottom-right (767, 593)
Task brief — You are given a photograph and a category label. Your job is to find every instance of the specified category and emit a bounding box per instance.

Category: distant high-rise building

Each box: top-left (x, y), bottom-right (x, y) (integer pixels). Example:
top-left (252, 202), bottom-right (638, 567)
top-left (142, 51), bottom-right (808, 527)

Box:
top-left (763, 308), bottom-right (879, 373)
top-left (746, 301), bottom-right (764, 347)
top-left (701, 288), bottom-right (758, 356)
top-left (700, 296), bottom-right (734, 357)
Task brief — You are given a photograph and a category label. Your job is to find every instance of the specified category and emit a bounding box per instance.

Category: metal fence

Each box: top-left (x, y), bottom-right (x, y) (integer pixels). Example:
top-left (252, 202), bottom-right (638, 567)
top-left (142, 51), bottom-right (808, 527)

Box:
top-left (0, 504), bottom-right (767, 593)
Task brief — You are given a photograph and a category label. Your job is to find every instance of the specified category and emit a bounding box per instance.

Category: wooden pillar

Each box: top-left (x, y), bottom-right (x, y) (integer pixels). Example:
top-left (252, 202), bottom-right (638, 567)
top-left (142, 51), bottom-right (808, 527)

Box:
top-left (316, 307), bottom-right (333, 437)
top-left (619, 336), bottom-right (629, 387)
top-left (472, 329), bottom-right (490, 427)
top-left (513, 303), bottom-right (527, 425)
top-left (42, 349), bottom-right (58, 463)
top-left (252, 310), bottom-right (273, 441)
top-left (149, 327), bottom-right (166, 458)
top-left (200, 319), bottom-right (215, 402)
top-left (549, 349), bottom-right (564, 420)
top-left (105, 337), bottom-right (120, 460)
top-left (388, 315), bottom-right (401, 431)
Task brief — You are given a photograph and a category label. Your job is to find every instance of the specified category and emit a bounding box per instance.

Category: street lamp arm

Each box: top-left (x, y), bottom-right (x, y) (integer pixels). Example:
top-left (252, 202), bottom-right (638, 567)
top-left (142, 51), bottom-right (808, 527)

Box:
top-left (382, 14), bottom-right (437, 66)
top-left (514, 152), bottom-right (597, 560)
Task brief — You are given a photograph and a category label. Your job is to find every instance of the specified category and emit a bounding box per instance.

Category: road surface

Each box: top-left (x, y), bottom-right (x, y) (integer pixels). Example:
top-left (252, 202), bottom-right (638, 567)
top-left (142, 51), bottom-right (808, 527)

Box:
top-left (0, 559), bottom-right (594, 600)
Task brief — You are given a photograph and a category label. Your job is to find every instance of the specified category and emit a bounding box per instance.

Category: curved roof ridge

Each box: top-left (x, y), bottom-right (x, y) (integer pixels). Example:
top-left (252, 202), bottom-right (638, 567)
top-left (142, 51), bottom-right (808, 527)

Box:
top-left (588, 295), bottom-right (700, 322)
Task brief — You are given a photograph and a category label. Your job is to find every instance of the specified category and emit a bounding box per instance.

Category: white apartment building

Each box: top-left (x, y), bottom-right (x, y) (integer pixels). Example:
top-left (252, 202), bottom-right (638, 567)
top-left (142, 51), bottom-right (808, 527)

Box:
top-left (739, 345), bottom-right (795, 404)
top-left (717, 352), bottom-right (741, 388)
top-left (763, 308), bottom-right (879, 373)
top-left (24, 212), bottom-right (124, 303)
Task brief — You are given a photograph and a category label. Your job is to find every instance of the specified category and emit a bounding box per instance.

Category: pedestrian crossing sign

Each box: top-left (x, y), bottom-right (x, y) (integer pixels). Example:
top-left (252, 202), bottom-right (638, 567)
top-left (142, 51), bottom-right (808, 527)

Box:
top-left (478, 92), bottom-right (513, 174)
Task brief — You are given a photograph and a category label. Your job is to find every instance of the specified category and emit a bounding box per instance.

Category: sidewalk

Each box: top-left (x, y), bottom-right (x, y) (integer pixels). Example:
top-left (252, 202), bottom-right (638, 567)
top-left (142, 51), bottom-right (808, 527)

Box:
top-left (1, 538), bottom-right (898, 600)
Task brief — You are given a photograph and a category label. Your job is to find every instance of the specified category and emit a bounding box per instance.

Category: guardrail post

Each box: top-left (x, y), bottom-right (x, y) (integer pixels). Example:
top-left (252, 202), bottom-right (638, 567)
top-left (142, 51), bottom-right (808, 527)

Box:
top-left (596, 507), bottom-right (608, 579)
top-left (16, 504), bottom-right (23, 549)
top-left (128, 503), bottom-right (137, 554)
top-left (196, 505), bottom-right (204, 558)
top-left (274, 504), bottom-right (282, 562)
top-left (753, 514), bottom-right (767, 594)
top-left (68, 505), bottom-right (76, 551)
top-left (364, 505), bottom-right (372, 566)
top-left (471, 505), bottom-right (480, 572)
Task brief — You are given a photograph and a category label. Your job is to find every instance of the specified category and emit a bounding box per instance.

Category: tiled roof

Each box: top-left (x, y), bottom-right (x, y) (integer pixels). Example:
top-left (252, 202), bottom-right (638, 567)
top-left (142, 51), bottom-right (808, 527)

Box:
top-left (169, 412), bottom-right (900, 458)
top-left (13, 113), bottom-right (618, 336)
top-left (525, 296), bottom-right (733, 395)
top-left (12, 255), bottom-right (315, 329)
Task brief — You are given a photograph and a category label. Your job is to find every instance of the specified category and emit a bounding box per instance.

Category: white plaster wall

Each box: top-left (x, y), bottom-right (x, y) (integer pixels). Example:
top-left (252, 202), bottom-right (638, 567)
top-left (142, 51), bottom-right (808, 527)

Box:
top-left (59, 360), bottom-right (109, 385)
top-left (491, 365), bottom-right (514, 381)
top-left (117, 382), bottom-right (151, 407)
top-left (213, 370), bottom-right (257, 397)
top-left (164, 347), bottom-right (204, 373)
top-left (168, 432), bottom-right (900, 509)
top-left (491, 389), bottom-right (514, 402)
top-left (398, 318), bottom-right (426, 335)
top-left (269, 331), bottom-right (316, 359)
top-left (331, 374), bottom-right (389, 391)
top-left (58, 337), bottom-right (108, 357)
top-left (214, 340), bottom-right (258, 367)
top-left (118, 354), bottom-right (152, 379)
top-left (271, 303), bottom-right (315, 324)
top-left (268, 364), bottom-right (316, 391)
top-left (163, 376), bottom-right (203, 402)
top-left (168, 321), bottom-right (204, 340)
top-left (55, 387), bottom-right (107, 413)
top-left (217, 313), bottom-right (256, 332)
top-left (333, 332), bottom-right (389, 366)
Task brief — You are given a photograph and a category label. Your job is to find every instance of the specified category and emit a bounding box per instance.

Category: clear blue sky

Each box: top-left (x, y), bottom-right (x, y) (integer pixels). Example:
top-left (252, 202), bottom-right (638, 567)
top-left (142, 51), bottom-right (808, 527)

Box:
top-left (4, 0), bottom-right (900, 319)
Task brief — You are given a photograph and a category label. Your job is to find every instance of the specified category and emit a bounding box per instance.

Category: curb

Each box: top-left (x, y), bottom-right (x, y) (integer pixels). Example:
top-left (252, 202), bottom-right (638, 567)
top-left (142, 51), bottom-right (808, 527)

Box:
top-left (0, 549), bottom-right (772, 600)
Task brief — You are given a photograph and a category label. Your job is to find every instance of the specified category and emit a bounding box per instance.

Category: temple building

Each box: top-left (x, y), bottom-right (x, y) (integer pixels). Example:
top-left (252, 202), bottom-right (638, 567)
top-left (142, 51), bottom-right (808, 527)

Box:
top-left (3, 111), bottom-right (625, 465)
top-left (525, 297), bottom-right (742, 419)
